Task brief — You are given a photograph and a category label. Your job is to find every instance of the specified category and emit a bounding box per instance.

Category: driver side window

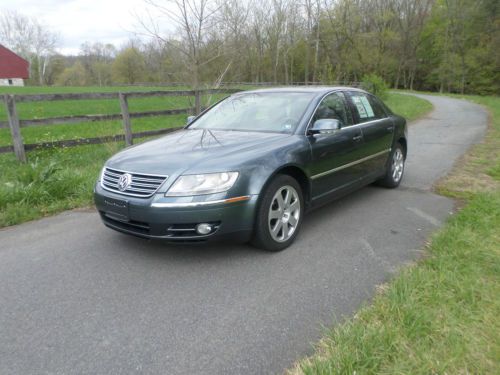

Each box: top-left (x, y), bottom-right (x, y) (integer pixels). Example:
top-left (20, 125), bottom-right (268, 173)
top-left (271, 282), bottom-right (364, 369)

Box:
top-left (312, 92), bottom-right (353, 127)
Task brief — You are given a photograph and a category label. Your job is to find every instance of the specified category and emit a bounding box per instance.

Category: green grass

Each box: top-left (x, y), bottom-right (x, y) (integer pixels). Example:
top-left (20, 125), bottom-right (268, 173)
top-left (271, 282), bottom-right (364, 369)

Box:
top-left (290, 94), bottom-right (500, 375)
top-left (295, 194), bottom-right (499, 375)
top-left (0, 90), bottom-right (429, 227)
top-left (0, 85), bottom-right (192, 121)
top-left (0, 115), bottom-right (187, 146)
top-left (385, 93), bottom-right (433, 121)
top-left (0, 96), bottom-right (193, 121)
top-left (0, 85), bottom-right (226, 146)
top-left (0, 143), bottom-right (120, 225)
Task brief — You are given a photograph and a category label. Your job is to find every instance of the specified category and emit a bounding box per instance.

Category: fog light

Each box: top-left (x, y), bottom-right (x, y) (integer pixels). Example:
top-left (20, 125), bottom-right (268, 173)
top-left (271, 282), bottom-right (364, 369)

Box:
top-left (196, 223), bottom-right (212, 235)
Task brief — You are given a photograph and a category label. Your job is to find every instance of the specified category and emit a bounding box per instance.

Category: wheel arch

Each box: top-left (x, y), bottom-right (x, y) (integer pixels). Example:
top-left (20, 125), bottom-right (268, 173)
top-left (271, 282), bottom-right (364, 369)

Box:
top-left (397, 137), bottom-right (407, 158)
top-left (259, 164), bottom-right (311, 208)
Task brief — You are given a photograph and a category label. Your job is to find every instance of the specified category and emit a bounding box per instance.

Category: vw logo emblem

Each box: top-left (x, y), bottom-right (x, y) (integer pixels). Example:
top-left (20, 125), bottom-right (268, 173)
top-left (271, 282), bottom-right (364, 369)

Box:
top-left (117, 173), bottom-right (132, 191)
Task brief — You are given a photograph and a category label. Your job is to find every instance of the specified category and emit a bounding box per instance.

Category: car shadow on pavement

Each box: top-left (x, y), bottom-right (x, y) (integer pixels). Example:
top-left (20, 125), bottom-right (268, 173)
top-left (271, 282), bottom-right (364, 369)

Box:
top-left (107, 185), bottom-right (381, 263)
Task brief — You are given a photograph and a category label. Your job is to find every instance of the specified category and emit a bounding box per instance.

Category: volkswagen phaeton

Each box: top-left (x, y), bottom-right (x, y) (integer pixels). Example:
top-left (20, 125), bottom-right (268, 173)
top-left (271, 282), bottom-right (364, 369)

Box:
top-left (94, 87), bottom-right (407, 251)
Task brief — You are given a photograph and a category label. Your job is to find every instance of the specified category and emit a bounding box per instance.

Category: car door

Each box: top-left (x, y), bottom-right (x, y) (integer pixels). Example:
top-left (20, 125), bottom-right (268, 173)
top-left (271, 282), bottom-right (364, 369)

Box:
top-left (308, 91), bottom-right (365, 199)
top-left (346, 92), bottom-right (394, 179)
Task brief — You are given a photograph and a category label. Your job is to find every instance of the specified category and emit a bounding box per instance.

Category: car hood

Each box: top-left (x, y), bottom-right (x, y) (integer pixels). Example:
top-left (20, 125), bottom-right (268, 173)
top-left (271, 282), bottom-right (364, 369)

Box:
top-left (106, 129), bottom-right (292, 176)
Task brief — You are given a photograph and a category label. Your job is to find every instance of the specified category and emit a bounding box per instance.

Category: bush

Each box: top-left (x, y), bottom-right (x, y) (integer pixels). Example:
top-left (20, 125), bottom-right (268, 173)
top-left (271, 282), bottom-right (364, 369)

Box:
top-left (361, 73), bottom-right (389, 99)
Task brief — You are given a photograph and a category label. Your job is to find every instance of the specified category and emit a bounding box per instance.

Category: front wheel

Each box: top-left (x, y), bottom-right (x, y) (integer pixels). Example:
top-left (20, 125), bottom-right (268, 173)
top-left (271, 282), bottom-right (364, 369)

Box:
top-left (251, 175), bottom-right (304, 251)
top-left (378, 143), bottom-right (405, 188)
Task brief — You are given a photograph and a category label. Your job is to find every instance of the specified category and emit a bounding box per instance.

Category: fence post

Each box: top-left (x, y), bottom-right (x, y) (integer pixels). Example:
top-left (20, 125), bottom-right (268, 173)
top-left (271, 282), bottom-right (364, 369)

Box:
top-left (194, 90), bottom-right (201, 115)
top-left (119, 92), bottom-right (133, 146)
top-left (4, 94), bottom-right (26, 163)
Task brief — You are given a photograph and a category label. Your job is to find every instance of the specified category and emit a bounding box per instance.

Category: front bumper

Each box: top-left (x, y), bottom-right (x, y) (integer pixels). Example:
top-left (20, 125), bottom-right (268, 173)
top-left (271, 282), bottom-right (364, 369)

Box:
top-left (94, 183), bottom-right (258, 243)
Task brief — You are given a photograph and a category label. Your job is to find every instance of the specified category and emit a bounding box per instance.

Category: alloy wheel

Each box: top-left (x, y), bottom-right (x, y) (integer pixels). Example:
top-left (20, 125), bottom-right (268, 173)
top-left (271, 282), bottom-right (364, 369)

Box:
top-left (391, 148), bottom-right (404, 183)
top-left (268, 185), bottom-right (301, 243)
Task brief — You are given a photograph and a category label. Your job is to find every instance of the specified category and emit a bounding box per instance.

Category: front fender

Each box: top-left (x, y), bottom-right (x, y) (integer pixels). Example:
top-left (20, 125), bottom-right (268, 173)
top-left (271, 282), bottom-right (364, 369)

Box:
top-left (233, 142), bottom-right (312, 197)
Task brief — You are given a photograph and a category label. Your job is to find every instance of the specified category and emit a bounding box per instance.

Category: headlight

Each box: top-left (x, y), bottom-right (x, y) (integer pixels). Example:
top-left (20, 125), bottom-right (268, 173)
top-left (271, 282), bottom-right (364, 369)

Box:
top-left (166, 172), bottom-right (239, 196)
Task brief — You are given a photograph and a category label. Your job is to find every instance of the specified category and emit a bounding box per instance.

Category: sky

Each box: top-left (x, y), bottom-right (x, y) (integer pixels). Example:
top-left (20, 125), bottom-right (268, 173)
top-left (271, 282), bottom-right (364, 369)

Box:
top-left (0, 0), bottom-right (154, 55)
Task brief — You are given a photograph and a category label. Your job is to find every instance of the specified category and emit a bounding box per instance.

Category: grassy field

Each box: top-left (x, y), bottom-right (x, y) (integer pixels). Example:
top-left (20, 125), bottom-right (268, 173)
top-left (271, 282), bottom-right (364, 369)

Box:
top-left (0, 85), bottom-right (228, 146)
top-left (0, 89), bottom-right (431, 227)
top-left (290, 94), bottom-right (500, 374)
top-left (384, 92), bottom-right (433, 121)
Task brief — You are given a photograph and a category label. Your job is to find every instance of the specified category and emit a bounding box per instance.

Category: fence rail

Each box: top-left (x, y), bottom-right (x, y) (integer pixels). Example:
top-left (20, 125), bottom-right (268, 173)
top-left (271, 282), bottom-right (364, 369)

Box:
top-left (0, 108), bottom-right (195, 128)
top-left (0, 127), bottom-right (181, 154)
top-left (107, 80), bottom-right (365, 88)
top-left (1, 88), bottom-right (240, 162)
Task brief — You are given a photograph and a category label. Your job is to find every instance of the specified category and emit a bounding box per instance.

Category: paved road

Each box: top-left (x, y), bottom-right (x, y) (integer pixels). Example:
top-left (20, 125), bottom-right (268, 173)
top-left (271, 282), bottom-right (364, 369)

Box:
top-left (0, 94), bottom-right (488, 375)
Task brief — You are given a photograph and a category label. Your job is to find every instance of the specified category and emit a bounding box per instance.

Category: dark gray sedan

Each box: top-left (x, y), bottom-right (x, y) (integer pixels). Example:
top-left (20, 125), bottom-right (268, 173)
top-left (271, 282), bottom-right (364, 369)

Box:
top-left (94, 87), bottom-right (407, 251)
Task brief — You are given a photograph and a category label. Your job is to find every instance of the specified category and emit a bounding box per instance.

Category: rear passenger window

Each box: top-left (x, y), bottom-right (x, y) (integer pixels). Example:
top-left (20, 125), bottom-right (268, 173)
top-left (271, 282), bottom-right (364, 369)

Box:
top-left (367, 95), bottom-right (388, 119)
top-left (312, 92), bottom-right (353, 127)
top-left (349, 93), bottom-right (387, 122)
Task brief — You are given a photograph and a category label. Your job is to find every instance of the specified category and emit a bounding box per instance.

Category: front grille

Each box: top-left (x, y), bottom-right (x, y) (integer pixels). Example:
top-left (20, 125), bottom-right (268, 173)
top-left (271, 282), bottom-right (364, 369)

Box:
top-left (101, 167), bottom-right (168, 198)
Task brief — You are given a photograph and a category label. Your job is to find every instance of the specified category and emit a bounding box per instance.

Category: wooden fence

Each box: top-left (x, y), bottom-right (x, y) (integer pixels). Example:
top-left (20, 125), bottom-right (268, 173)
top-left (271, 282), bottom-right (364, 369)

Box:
top-left (0, 88), bottom-right (240, 162)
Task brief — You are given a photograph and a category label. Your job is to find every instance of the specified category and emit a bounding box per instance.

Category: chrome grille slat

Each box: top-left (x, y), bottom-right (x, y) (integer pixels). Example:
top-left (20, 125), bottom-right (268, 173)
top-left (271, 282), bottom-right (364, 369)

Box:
top-left (130, 181), bottom-right (161, 188)
top-left (105, 170), bottom-right (122, 178)
top-left (101, 168), bottom-right (168, 198)
top-left (125, 187), bottom-right (155, 193)
top-left (102, 181), bottom-right (116, 187)
top-left (103, 176), bottom-right (118, 183)
top-left (133, 176), bottom-right (165, 183)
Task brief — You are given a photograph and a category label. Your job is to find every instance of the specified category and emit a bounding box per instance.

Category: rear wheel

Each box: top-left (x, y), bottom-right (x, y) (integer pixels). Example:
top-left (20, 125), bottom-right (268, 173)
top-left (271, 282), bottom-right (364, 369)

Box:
top-left (251, 175), bottom-right (303, 251)
top-left (378, 142), bottom-right (405, 188)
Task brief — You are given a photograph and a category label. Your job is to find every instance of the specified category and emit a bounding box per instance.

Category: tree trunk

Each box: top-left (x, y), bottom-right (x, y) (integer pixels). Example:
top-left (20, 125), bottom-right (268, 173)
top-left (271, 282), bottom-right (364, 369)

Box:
top-left (394, 62), bottom-right (402, 89)
top-left (460, 54), bottom-right (466, 94)
top-left (38, 56), bottom-right (44, 86)
top-left (273, 42), bottom-right (279, 84)
top-left (312, 23), bottom-right (320, 83)
top-left (304, 41), bottom-right (310, 84)
top-left (284, 51), bottom-right (289, 84)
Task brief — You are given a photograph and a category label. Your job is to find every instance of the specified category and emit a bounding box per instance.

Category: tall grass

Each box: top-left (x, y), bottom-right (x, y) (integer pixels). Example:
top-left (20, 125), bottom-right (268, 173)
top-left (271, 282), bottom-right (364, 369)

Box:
top-left (0, 143), bottom-right (119, 226)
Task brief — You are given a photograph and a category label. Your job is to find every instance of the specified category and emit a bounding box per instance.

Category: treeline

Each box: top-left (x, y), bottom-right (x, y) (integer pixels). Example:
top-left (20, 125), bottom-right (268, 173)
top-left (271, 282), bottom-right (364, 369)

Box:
top-left (1, 0), bottom-right (498, 94)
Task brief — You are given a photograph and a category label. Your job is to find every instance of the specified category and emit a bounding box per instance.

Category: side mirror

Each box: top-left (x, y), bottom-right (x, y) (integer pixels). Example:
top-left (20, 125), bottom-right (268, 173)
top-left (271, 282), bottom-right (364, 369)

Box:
top-left (186, 115), bottom-right (196, 125)
top-left (308, 118), bottom-right (342, 135)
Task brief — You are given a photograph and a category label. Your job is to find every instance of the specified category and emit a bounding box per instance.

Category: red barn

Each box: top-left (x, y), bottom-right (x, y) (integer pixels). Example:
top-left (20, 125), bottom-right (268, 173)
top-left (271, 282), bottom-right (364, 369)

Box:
top-left (0, 44), bottom-right (29, 86)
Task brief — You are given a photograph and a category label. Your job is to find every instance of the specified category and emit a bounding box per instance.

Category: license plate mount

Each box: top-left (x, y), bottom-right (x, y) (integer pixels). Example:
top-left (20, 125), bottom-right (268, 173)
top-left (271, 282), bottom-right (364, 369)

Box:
top-left (103, 197), bottom-right (129, 222)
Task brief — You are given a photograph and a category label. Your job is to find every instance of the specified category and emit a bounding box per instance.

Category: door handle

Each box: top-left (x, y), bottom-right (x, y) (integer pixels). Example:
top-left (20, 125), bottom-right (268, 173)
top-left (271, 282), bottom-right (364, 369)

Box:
top-left (387, 126), bottom-right (394, 132)
top-left (352, 135), bottom-right (363, 142)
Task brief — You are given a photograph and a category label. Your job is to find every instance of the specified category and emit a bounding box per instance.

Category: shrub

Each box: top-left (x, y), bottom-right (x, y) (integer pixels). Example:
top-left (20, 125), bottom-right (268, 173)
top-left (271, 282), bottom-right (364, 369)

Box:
top-left (361, 73), bottom-right (389, 99)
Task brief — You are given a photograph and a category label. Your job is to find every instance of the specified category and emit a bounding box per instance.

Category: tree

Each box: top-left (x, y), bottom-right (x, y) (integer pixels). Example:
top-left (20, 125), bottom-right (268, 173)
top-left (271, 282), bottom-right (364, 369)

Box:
top-left (392, 0), bottom-right (434, 90)
top-left (56, 62), bottom-right (87, 86)
top-left (139, 0), bottom-right (223, 88)
top-left (419, 0), bottom-right (498, 94)
top-left (80, 42), bottom-right (116, 86)
top-left (1, 0), bottom-right (495, 94)
top-left (112, 46), bottom-right (146, 84)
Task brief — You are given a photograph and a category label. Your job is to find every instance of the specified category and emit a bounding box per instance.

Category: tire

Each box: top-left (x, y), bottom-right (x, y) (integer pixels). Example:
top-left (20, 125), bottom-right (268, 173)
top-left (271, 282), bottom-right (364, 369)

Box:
top-left (378, 142), bottom-right (405, 188)
top-left (251, 175), bottom-right (304, 251)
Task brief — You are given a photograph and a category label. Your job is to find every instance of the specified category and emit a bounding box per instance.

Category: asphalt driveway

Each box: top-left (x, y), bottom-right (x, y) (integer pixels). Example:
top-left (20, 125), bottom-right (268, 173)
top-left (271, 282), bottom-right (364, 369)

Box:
top-left (0, 94), bottom-right (488, 375)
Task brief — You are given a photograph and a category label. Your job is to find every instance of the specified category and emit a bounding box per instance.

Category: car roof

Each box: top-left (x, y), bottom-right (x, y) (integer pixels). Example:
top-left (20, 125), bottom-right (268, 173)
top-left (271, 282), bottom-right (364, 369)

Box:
top-left (235, 86), bottom-right (368, 96)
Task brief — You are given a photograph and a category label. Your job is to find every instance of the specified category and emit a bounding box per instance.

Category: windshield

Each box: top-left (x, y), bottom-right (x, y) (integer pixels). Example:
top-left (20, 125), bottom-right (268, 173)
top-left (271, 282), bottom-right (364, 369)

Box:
top-left (189, 92), bottom-right (314, 133)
